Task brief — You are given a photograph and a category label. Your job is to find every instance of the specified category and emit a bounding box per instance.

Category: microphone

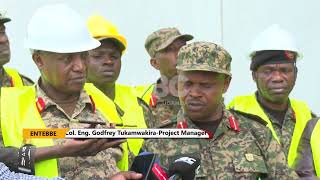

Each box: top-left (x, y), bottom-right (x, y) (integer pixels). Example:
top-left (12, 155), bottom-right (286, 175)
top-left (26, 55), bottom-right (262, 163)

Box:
top-left (168, 156), bottom-right (200, 180)
top-left (150, 162), bottom-right (168, 180)
top-left (130, 152), bottom-right (169, 180)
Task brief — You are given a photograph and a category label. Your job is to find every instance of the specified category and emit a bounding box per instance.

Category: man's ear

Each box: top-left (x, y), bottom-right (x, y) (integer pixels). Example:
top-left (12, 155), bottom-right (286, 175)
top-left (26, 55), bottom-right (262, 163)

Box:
top-left (150, 58), bottom-right (160, 70)
top-left (32, 53), bottom-right (44, 70)
top-left (222, 75), bottom-right (232, 93)
top-left (294, 66), bottom-right (298, 80)
top-left (252, 71), bottom-right (257, 82)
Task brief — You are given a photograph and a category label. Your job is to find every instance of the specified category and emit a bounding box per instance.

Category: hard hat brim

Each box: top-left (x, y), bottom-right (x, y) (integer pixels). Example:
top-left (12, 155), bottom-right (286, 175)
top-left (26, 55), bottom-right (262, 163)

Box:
top-left (97, 36), bottom-right (126, 52)
top-left (26, 38), bottom-right (101, 53)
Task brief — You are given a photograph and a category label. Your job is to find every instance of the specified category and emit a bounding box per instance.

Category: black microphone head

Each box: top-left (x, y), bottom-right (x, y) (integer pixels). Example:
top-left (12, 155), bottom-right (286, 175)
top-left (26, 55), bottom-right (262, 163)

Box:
top-left (130, 152), bottom-right (156, 180)
top-left (169, 156), bottom-right (201, 180)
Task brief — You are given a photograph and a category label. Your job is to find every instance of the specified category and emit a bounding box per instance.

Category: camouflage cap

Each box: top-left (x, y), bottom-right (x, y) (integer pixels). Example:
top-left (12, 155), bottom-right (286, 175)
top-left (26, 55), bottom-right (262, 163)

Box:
top-left (145, 27), bottom-right (193, 57)
top-left (176, 41), bottom-right (232, 76)
top-left (0, 11), bottom-right (11, 24)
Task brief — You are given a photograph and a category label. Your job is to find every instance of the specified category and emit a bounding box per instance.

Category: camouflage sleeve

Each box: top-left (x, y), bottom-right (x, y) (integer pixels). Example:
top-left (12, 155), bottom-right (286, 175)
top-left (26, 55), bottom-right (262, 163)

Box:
top-left (248, 120), bottom-right (299, 179)
top-left (137, 97), bottom-right (155, 128)
top-left (108, 146), bottom-right (123, 164)
top-left (92, 110), bottom-right (122, 176)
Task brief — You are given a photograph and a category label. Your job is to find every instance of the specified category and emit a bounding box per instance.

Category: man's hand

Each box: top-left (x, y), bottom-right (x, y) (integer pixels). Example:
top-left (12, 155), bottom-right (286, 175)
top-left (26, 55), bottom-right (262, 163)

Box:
top-left (34, 138), bottom-right (126, 161)
top-left (60, 138), bottom-right (126, 157)
top-left (108, 171), bottom-right (143, 180)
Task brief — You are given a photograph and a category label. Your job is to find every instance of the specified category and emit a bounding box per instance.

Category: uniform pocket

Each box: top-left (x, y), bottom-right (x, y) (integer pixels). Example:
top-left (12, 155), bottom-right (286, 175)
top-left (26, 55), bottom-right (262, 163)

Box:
top-left (233, 153), bottom-right (268, 174)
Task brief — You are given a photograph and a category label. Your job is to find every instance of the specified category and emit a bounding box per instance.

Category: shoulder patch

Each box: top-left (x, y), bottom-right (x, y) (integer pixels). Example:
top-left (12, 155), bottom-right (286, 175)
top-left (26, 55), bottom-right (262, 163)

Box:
top-left (157, 117), bottom-right (177, 128)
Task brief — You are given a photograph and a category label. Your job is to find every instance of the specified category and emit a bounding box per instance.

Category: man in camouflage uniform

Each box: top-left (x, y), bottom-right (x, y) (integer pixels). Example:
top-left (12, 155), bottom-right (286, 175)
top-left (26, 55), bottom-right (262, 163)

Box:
top-left (0, 5), bottom-right (124, 179)
top-left (227, 25), bottom-right (315, 171)
top-left (0, 11), bottom-right (33, 91)
top-left (143, 42), bottom-right (298, 179)
top-left (136, 27), bottom-right (193, 128)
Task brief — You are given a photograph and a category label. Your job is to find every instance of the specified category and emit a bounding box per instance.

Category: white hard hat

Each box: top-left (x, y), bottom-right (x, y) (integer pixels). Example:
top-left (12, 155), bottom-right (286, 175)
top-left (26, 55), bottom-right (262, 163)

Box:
top-left (25, 4), bottom-right (100, 53)
top-left (249, 24), bottom-right (300, 57)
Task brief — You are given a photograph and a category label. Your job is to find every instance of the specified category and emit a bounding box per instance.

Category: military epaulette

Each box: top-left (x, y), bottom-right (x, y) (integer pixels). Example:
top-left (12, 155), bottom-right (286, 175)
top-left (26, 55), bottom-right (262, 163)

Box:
top-left (156, 117), bottom-right (177, 128)
top-left (20, 74), bottom-right (35, 85)
top-left (157, 121), bottom-right (176, 128)
top-left (229, 108), bottom-right (268, 126)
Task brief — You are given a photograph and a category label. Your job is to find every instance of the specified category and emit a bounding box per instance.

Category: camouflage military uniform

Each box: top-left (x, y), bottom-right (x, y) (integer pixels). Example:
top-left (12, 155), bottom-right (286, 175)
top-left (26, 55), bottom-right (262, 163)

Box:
top-left (143, 42), bottom-right (298, 179)
top-left (36, 83), bottom-right (121, 179)
top-left (138, 80), bottom-right (181, 128)
top-left (140, 27), bottom-right (193, 128)
top-left (143, 108), bottom-right (298, 179)
top-left (259, 99), bottom-right (301, 159)
top-left (0, 83), bottom-right (121, 178)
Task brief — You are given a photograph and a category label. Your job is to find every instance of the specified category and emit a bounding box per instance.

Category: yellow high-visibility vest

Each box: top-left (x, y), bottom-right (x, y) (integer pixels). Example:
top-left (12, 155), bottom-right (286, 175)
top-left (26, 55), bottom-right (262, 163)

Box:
top-left (310, 120), bottom-right (320, 177)
top-left (0, 86), bottom-right (58, 178)
top-left (228, 94), bottom-right (312, 167)
top-left (4, 67), bottom-right (24, 87)
top-left (114, 84), bottom-right (147, 154)
top-left (84, 83), bottom-right (122, 124)
top-left (134, 84), bottom-right (154, 104)
top-left (84, 83), bottom-right (147, 171)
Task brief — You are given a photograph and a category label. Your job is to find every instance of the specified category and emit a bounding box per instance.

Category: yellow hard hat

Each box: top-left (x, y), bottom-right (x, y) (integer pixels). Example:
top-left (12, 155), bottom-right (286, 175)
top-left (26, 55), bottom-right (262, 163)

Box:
top-left (87, 15), bottom-right (127, 53)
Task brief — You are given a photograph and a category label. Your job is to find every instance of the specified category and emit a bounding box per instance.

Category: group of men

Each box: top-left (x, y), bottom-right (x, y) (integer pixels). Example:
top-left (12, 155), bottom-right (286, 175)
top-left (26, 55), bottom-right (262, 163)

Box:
top-left (0, 3), bottom-right (319, 180)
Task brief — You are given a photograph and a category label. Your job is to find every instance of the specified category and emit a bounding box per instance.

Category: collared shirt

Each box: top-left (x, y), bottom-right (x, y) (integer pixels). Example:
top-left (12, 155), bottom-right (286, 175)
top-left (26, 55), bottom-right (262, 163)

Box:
top-left (35, 83), bottom-right (121, 179)
top-left (0, 162), bottom-right (63, 180)
top-left (143, 108), bottom-right (299, 179)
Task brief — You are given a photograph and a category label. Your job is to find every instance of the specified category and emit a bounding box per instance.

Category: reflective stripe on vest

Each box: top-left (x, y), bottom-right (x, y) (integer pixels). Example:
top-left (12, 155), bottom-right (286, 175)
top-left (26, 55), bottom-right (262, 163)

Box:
top-left (0, 86), bottom-right (58, 177)
top-left (4, 67), bottom-right (24, 87)
top-left (227, 94), bottom-right (312, 167)
top-left (134, 84), bottom-right (155, 104)
top-left (310, 120), bottom-right (320, 177)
